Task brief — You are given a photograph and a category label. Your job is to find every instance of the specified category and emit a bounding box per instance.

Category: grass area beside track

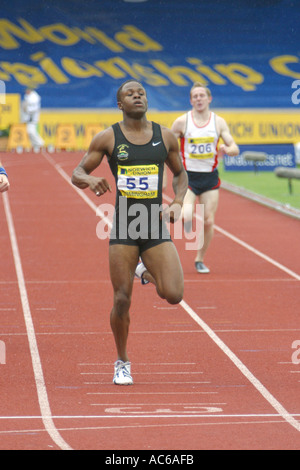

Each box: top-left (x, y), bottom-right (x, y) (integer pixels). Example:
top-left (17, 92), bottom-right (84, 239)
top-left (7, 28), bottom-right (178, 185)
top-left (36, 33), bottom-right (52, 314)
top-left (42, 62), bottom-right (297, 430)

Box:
top-left (218, 160), bottom-right (300, 210)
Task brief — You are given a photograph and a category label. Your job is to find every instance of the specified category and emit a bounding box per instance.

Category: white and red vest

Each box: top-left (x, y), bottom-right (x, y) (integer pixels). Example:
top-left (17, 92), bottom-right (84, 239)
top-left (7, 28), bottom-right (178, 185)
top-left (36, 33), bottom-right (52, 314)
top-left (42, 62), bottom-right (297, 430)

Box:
top-left (180, 111), bottom-right (220, 172)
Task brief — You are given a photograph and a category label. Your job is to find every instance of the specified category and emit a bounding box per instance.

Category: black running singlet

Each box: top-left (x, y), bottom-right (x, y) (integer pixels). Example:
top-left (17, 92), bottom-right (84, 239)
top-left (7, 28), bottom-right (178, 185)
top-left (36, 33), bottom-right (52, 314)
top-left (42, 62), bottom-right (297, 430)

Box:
top-left (108, 121), bottom-right (171, 250)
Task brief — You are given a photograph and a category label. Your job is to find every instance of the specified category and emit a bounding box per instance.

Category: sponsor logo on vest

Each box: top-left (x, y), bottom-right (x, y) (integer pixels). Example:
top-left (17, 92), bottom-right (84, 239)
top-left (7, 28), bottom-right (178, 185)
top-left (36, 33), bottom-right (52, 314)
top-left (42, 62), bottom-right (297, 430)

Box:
top-left (117, 144), bottom-right (129, 160)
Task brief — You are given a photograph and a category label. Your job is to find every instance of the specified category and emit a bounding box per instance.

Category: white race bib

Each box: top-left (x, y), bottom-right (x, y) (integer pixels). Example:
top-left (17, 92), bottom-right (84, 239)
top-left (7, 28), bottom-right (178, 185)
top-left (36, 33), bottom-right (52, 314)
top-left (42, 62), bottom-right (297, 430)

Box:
top-left (117, 164), bottom-right (159, 199)
top-left (188, 136), bottom-right (215, 159)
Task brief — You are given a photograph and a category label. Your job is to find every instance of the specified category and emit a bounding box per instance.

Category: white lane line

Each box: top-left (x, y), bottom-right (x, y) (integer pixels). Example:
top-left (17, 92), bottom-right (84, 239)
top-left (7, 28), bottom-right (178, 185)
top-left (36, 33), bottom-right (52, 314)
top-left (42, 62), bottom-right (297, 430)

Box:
top-left (0, 278), bottom-right (295, 285)
top-left (87, 382), bottom-right (210, 385)
top-left (82, 391), bottom-right (217, 395)
top-left (42, 152), bottom-right (108, 224)
top-left (180, 299), bottom-right (300, 432)
top-left (36, 308), bottom-right (56, 311)
top-left (0, 413), bottom-right (300, 420)
top-left (215, 225), bottom-right (300, 281)
top-left (81, 372), bottom-right (204, 375)
top-left (163, 193), bottom-right (300, 281)
top-left (45, 154), bottom-right (300, 282)
top-left (88, 402), bottom-right (226, 405)
top-left (78, 362), bottom-right (199, 368)
top-left (44, 155), bottom-right (300, 432)
top-left (0, 418), bottom-right (296, 438)
top-left (2, 192), bottom-right (72, 451)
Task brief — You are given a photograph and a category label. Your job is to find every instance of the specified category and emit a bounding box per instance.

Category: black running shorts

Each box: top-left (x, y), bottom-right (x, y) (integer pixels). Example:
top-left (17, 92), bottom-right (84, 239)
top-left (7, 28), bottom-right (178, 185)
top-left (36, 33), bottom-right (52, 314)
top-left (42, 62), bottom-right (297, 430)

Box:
top-left (187, 169), bottom-right (220, 196)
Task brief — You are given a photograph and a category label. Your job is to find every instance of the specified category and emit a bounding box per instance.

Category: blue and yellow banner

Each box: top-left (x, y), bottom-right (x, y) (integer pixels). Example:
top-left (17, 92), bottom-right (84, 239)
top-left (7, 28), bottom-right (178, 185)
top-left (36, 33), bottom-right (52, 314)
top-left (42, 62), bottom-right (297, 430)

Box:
top-left (0, 0), bottom-right (300, 110)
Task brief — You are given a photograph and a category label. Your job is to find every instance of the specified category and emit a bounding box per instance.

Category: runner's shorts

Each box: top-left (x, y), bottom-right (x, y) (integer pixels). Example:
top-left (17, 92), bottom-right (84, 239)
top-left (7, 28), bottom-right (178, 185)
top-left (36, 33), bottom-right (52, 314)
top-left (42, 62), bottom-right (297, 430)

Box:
top-left (187, 169), bottom-right (220, 196)
top-left (109, 210), bottom-right (172, 254)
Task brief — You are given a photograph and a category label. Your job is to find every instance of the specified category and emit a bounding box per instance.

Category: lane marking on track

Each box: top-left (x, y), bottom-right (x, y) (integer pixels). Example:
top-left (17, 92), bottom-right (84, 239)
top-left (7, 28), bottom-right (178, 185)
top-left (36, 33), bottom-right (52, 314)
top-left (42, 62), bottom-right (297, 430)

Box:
top-left (0, 418), bottom-right (298, 438)
top-left (2, 326), bottom-right (300, 336)
top-left (82, 391), bottom-right (217, 395)
top-left (2, 192), bottom-right (73, 451)
top-left (36, 308), bottom-right (56, 311)
top-left (81, 372), bottom-right (205, 375)
top-left (85, 381), bottom-right (210, 386)
top-left (180, 299), bottom-right (300, 432)
top-left (0, 413), bottom-right (300, 420)
top-left (162, 193), bottom-right (300, 281)
top-left (43, 154), bottom-right (300, 433)
top-left (79, 362), bottom-right (198, 365)
top-left (0, 278), bottom-right (296, 285)
top-left (1, 418), bottom-right (300, 440)
top-left (44, 152), bottom-right (300, 282)
top-left (87, 382), bottom-right (210, 386)
top-left (42, 152), bottom-right (111, 226)
top-left (43, 152), bottom-right (300, 281)
top-left (215, 225), bottom-right (300, 281)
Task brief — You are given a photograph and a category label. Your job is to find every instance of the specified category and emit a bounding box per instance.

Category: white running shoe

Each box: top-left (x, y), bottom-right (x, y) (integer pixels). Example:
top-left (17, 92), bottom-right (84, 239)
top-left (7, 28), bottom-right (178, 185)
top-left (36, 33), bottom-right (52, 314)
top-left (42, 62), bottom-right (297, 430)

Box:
top-left (195, 261), bottom-right (210, 274)
top-left (113, 360), bottom-right (133, 385)
top-left (135, 260), bottom-right (149, 285)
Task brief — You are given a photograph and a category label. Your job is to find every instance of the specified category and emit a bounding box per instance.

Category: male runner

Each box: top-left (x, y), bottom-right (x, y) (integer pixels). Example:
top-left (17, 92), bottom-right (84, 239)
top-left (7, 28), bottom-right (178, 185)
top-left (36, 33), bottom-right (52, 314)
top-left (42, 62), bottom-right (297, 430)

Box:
top-left (171, 82), bottom-right (239, 273)
top-left (72, 80), bottom-right (188, 385)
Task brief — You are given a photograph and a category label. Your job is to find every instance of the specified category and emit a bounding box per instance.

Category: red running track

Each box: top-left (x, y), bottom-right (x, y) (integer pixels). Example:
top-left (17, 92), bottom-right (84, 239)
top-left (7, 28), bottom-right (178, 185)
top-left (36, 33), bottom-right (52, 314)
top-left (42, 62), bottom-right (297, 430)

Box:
top-left (0, 151), bottom-right (300, 450)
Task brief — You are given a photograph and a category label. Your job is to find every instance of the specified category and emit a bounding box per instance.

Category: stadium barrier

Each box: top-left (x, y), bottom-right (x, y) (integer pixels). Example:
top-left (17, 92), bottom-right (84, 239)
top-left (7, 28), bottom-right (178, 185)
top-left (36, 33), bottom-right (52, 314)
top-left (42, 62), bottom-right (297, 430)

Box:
top-left (240, 151), bottom-right (267, 173)
top-left (274, 167), bottom-right (300, 194)
top-left (3, 123), bottom-right (105, 153)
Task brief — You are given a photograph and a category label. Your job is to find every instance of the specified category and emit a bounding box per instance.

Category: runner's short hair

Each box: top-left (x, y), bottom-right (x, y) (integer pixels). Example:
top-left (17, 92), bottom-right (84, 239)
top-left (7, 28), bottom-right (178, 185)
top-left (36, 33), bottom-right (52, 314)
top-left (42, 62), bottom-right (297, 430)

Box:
top-left (117, 80), bottom-right (145, 102)
top-left (190, 82), bottom-right (212, 98)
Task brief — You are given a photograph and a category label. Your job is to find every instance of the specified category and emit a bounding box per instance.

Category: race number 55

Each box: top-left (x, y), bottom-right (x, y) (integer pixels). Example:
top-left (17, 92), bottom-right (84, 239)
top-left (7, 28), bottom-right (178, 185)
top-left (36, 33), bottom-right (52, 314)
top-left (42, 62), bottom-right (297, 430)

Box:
top-left (126, 177), bottom-right (149, 190)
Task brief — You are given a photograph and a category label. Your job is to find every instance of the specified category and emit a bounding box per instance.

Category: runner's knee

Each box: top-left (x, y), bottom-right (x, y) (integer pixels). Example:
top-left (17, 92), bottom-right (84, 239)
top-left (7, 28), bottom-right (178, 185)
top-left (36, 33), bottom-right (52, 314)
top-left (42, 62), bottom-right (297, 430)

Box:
top-left (204, 213), bottom-right (214, 229)
top-left (159, 284), bottom-right (183, 305)
top-left (182, 203), bottom-right (193, 223)
top-left (113, 291), bottom-right (131, 316)
top-left (166, 290), bottom-right (183, 305)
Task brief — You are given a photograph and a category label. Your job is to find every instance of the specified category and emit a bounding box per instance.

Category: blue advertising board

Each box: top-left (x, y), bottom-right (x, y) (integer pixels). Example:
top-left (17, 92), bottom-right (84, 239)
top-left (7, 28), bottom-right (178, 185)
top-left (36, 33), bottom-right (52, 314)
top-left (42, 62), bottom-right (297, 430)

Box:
top-left (223, 144), bottom-right (296, 172)
top-left (0, 0), bottom-right (300, 110)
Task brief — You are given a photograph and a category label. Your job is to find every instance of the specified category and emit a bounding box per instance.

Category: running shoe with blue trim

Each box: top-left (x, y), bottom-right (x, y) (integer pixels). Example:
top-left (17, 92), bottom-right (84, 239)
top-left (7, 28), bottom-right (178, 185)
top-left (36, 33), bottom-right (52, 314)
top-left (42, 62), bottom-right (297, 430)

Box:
top-left (113, 360), bottom-right (133, 385)
top-left (135, 260), bottom-right (149, 285)
top-left (195, 261), bottom-right (210, 274)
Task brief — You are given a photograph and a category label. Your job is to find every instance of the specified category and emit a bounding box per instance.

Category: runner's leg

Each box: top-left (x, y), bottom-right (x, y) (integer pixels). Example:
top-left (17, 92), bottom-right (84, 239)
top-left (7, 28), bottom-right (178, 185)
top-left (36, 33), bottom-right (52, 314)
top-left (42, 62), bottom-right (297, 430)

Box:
top-left (109, 244), bottom-right (140, 362)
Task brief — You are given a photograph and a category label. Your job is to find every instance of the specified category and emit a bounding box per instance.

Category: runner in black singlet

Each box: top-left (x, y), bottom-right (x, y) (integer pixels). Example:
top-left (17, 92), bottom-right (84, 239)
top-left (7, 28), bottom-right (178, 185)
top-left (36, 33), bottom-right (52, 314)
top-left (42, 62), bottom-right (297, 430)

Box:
top-left (109, 121), bottom-right (171, 252)
top-left (72, 80), bottom-right (188, 385)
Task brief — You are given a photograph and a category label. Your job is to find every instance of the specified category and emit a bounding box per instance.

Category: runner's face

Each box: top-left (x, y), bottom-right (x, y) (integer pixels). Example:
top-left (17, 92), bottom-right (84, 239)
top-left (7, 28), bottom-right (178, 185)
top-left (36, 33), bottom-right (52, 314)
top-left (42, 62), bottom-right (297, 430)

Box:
top-left (118, 82), bottom-right (148, 117)
top-left (190, 87), bottom-right (211, 112)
